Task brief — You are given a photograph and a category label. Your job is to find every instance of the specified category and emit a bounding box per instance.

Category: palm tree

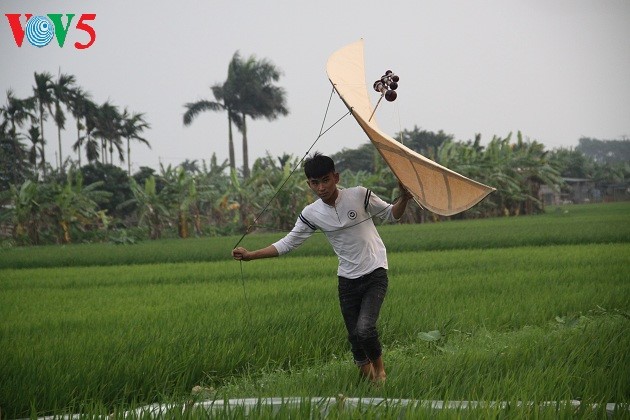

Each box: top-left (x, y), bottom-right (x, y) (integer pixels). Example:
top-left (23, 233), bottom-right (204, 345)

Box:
top-left (32, 72), bottom-right (54, 176)
top-left (183, 84), bottom-right (241, 173)
top-left (50, 72), bottom-right (76, 170)
top-left (25, 125), bottom-right (42, 168)
top-left (226, 52), bottom-right (289, 178)
top-left (0, 121), bottom-right (13, 190)
top-left (0, 90), bottom-right (36, 184)
top-left (120, 109), bottom-right (150, 176)
top-left (79, 99), bottom-right (100, 163)
top-left (93, 101), bottom-right (124, 165)
top-left (66, 87), bottom-right (92, 167)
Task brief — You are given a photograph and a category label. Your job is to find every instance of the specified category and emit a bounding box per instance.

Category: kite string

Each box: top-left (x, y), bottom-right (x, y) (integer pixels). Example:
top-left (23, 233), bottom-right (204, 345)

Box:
top-left (233, 83), bottom-right (408, 322)
top-left (235, 195), bottom-right (405, 336)
top-left (239, 259), bottom-right (253, 319)
top-left (234, 86), bottom-right (348, 322)
top-left (239, 196), bottom-right (405, 236)
top-left (232, 86), bottom-right (350, 249)
top-left (395, 100), bottom-right (404, 145)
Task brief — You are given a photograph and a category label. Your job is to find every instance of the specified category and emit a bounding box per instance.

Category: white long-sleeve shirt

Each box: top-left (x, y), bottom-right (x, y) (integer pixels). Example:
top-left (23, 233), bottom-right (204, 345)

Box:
top-left (272, 186), bottom-right (398, 279)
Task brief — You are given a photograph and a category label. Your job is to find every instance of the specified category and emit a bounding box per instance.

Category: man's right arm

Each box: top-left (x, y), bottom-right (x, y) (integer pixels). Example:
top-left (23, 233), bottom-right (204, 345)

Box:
top-left (232, 245), bottom-right (279, 261)
top-left (231, 211), bottom-right (316, 261)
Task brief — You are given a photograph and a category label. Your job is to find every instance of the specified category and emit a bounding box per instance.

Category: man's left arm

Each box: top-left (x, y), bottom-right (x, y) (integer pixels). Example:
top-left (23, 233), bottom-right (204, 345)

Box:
top-left (392, 183), bottom-right (413, 220)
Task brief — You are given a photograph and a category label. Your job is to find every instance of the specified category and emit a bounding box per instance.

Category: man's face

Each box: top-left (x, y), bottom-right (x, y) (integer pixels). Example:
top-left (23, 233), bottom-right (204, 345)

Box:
top-left (307, 171), bottom-right (339, 203)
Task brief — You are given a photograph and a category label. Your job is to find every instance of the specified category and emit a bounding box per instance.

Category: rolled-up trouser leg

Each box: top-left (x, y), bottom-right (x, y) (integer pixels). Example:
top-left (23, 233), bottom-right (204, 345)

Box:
top-left (338, 268), bottom-right (388, 365)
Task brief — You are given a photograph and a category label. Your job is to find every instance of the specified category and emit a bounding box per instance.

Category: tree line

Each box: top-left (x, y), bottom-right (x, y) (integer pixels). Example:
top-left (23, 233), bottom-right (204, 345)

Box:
top-left (2, 131), bottom-right (626, 246)
top-left (1, 55), bottom-right (628, 246)
top-left (0, 72), bottom-right (150, 189)
top-left (333, 128), bottom-right (629, 215)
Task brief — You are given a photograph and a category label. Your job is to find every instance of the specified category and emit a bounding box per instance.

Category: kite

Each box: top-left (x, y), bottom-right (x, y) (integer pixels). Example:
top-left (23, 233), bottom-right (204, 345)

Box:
top-left (326, 40), bottom-right (495, 216)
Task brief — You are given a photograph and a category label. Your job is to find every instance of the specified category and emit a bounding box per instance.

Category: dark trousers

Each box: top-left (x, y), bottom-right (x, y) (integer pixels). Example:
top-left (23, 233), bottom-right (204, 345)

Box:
top-left (338, 267), bottom-right (388, 366)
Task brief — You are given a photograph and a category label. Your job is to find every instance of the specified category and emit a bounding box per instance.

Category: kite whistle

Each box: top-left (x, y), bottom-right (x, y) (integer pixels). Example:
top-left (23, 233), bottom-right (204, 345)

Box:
top-left (369, 70), bottom-right (400, 121)
top-left (373, 70), bottom-right (399, 102)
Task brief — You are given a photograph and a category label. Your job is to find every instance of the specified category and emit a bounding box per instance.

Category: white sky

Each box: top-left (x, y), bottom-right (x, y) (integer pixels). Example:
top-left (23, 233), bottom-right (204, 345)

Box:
top-left (1, 0), bottom-right (629, 173)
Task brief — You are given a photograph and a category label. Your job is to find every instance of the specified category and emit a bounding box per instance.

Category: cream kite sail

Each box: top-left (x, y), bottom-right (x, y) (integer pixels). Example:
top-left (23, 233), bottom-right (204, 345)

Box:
top-left (327, 40), bottom-right (495, 216)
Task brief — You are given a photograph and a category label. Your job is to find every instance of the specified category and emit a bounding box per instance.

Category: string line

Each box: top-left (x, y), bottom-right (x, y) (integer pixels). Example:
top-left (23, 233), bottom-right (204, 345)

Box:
top-left (233, 83), bottom-right (407, 328)
top-left (242, 196), bottom-right (405, 236)
top-left (232, 86), bottom-right (350, 249)
top-left (234, 86), bottom-right (348, 323)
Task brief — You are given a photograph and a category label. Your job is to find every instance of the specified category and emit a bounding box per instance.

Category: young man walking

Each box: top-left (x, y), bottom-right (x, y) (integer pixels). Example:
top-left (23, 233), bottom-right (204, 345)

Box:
top-left (232, 152), bottom-right (412, 383)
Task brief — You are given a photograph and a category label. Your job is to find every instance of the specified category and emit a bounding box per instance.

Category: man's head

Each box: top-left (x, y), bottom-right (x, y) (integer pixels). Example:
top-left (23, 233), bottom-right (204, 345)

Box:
top-left (304, 152), bottom-right (339, 204)
top-left (303, 152), bottom-right (335, 179)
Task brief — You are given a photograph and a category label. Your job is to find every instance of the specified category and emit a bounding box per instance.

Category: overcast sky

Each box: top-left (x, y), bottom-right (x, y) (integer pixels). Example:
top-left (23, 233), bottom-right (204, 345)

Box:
top-left (2, 0), bottom-right (629, 173)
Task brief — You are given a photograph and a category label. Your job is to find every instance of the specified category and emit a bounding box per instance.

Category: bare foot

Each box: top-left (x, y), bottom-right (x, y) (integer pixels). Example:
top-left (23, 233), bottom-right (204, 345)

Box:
top-left (371, 356), bottom-right (387, 385)
top-left (358, 363), bottom-right (375, 381)
top-left (372, 371), bottom-right (386, 386)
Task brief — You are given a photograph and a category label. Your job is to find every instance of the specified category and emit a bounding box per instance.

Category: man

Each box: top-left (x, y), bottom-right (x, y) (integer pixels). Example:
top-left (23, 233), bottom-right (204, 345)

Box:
top-left (232, 152), bottom-right (412, 383)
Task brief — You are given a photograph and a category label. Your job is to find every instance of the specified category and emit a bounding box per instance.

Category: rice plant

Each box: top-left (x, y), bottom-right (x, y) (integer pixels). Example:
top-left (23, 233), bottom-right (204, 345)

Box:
top-left (0, 203), bottom-right (628, 418)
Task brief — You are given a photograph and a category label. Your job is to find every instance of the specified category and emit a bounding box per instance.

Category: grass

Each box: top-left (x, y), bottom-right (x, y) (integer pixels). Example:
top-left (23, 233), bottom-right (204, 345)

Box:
top-left (1, 202), bottom-right (628, 269)
top-left (0, 202), bottom-right (629, 418)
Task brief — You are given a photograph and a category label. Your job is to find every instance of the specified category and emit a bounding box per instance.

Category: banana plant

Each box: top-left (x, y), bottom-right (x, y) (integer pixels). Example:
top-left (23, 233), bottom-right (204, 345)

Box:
top-left (48, 171), bottom-right (110, 243)
top-left (122, 176), bottom-right (170, 240)
top-left (0, 180), bottom-right (41, 244)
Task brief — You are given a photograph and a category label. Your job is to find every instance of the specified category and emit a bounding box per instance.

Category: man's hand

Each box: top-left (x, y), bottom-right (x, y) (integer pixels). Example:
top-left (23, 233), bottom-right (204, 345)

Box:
top-left (232, 245), bottom-right (279, 261)
top-left (398, 182), bottom-right (413, 201)
top-left (392, 182), bottom-right (413, 220)
top-left (232, 247), bottom-right (251, 261)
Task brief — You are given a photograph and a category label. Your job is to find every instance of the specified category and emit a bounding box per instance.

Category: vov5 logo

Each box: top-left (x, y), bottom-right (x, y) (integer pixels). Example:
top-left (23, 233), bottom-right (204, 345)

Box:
top-left (5, 14), bottom-right (96, 49)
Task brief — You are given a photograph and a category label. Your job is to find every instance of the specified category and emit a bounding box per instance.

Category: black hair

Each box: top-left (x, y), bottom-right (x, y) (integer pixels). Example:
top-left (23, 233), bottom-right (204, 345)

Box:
top-left (303, 152), bottom-right (335, 179)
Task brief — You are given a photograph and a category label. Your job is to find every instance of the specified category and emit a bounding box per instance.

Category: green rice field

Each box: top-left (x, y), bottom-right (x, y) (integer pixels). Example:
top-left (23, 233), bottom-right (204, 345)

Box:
top-left (1, 202), bottom-right (629, 418)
